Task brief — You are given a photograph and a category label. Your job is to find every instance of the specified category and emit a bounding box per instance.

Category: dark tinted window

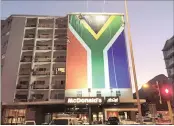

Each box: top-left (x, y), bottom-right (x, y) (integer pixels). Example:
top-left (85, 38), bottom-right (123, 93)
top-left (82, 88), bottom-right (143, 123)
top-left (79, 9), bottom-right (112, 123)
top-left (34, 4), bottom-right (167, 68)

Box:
top-left (25, 122), bottom-right (35, 125)
top-left (51, 119), bottom-right (68, 125)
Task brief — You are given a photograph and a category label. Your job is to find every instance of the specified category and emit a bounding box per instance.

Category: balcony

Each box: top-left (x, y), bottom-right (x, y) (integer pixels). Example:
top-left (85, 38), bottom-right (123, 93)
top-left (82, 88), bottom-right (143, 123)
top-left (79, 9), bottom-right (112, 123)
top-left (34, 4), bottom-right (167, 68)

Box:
top-left (14, 91), bottom-right (28, 102)
top-left (164, 46), bottom-right (174, 59)
top-left (25, 28), bottom-right (36, 38)
top-left (168, 68), bottom-right (174, 77)
top-left (19, 64), bottom-right (31, 75)
top-left (50, 90), bottom-right (65, 100)
top-left (55, 17), bottom-right (68, 28)
top-left (37, 29), bottom-right (53, 39)
top-left (29, 90), bottom-right (48, 102)
top-left (52, 65), bottom-right (65, 75)
top-left (54, 29), bottom-right (67, 39)
top-left (20, 51), bottom-right (33, 62)
top-left (35, 52), bottom-right (51, 62)
top-left (51, 77), bottom-right (65, 89)
top-left (33, 64), bottom-right (50, 75)
top-left (53, 56), bottom-right (66, 62)
top-left (35, 57), bottom-right (51, 62)
top-left (26, 18), bottom-right (37, 27)
top-left (17, 77), bottom-right (30, 89)
top-left (16, 82), bottom-right (29, 89)
top-left (36, 40), bottom-right (52, 50)
top-left (38, 18), bottom-right (54, 28)
top-left (31, 83), bottom-right (49, 89)
top-left (23, 39), bottom-right (34, 50)
top-left (31, 79), bottom-right (49, 89)
top-left (54, 44), bottom-right (66, 50)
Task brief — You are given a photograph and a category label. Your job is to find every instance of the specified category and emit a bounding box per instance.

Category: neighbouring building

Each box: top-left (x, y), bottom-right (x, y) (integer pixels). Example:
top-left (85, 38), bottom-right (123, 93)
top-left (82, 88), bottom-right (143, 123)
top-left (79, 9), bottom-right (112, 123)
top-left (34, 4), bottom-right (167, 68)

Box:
top-left (162, 36), bottom-right (174, 82)
top-left (1, 13), bottom-right (145, 125)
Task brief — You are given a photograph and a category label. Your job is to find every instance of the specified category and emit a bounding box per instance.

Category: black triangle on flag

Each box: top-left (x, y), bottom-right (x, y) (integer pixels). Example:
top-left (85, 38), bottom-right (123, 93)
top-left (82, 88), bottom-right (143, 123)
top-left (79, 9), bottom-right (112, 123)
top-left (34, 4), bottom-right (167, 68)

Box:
top-left (81, 15), bottom-right (110, 34)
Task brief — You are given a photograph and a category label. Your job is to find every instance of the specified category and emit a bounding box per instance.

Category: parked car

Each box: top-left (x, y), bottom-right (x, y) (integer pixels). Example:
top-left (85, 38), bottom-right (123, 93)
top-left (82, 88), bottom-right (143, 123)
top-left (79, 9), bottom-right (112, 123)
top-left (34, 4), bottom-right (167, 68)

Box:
top-left (106, 117), bottom-right (120, 125)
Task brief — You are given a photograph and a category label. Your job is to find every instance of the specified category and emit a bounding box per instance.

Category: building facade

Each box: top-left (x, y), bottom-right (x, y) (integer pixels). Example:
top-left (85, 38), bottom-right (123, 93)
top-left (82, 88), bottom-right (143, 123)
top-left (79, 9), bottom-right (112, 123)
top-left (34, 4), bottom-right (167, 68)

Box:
top-left (162, 36), bottom-right (174, 82)
top-left (1, 13), bottom-right (145, 125)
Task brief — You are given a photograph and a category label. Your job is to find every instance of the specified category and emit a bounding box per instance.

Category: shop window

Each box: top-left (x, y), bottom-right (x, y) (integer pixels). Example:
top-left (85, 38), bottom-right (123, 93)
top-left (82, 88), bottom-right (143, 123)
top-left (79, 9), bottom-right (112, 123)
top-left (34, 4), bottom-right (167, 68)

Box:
top-left (96, 91), bottom-right (101, 97)
top-left (77, 91), bottom-right (82, 97)
top-left (116, 91), bottom-right (121, 96)
top-left (57, 93), bottom-right (65, 99)
top-left (3, 109), bottom-right (26, 125)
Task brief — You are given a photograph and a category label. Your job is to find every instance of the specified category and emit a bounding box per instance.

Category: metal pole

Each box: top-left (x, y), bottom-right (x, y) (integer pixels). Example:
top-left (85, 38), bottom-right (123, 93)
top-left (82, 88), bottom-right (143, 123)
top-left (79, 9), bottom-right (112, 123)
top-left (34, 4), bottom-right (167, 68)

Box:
top-left (156, 81), bottom-right (162, 104)
top-left (88, 105), bottom-right (92, 125)
top-left (124, 0), bottom-right (143, 124)
top-left (167, 100), bottom-right (174, 124)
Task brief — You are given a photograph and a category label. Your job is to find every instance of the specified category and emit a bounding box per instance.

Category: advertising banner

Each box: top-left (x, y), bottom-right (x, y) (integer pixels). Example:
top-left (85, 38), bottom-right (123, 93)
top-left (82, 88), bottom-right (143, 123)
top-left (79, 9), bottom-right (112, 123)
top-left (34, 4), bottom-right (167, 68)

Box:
top-left (66, 13), bottom-right (131, 89)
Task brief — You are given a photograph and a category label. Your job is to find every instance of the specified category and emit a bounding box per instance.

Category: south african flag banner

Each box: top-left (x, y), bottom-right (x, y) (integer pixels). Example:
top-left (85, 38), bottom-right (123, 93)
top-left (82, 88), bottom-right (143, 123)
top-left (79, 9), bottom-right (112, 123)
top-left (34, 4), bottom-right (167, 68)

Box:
top-left (66, 13), bottom-right (131, 90)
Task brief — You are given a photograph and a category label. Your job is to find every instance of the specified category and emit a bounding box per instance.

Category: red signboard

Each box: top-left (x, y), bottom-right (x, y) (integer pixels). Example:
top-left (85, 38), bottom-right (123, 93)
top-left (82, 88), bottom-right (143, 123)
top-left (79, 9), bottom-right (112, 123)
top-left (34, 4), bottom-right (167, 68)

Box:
top-left (106, 111), bottom-right (119, 119)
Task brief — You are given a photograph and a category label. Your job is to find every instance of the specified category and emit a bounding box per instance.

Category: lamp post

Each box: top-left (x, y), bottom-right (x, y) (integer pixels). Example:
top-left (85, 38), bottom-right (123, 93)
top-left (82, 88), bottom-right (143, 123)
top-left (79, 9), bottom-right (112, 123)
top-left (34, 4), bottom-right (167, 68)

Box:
top-left (156, 81), bottom-right (162, 104)
top-left (124, 0), bottom-right (143, 124)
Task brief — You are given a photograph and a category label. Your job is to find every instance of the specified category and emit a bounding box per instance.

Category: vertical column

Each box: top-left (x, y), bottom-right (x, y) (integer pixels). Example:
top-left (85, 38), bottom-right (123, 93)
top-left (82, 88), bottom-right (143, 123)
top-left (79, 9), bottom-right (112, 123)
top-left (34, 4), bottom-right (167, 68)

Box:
top-left (89, 105), bottom-right (92, 125)
top-left (130, 111), bottom-right (136, 121)
top-left (13, 17), bottom-right (27, 102)
top-left (48, 18), bottom-right (55, 101)
top-left (28, 17), bottom-right (39, 101)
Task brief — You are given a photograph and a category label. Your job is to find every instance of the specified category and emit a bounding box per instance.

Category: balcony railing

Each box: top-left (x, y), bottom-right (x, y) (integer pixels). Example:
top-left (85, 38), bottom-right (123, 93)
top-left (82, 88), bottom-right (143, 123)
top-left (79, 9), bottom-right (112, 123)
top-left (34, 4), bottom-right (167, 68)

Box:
top-left (38, 24), bottom-right (53, 28)
top-left (36, 46), bottom-right (52, 50)
top-left (54, 45), bottom-right (66, 50)
top-left (31, 84), bottom-right (49, 89)
top-left (164, 47), bottom-right (174, 59)
top-left (25, 34), bottom-right (35, 38)
top-left (29, 94), bottom-right (48, 102)
top-left (29, 98), bottom-right (48, 102)
top-left (52, 84), bottom-right (65, 89)
top-left (14, 98), bottom-right (28, 102)
top-left (53, 58), bottom-right (66, 62)
top-left (26, 24), bottom-right (36, 27)
top-left (35, 57), bottom-right (51, 62)
top-left (16, 84), bottom-right (29, 89)
top-left (38, 34), bottom-right (52, 38)
top-left (21, 57), bottom-right (32, 62)
top-left (19, 70), bottom-right (31, 75)
top-left (54, 34), bottom-right (67, 39)
top-left (33, 71), bottom-right (50, 75)
top-left (170, 68), bottom-right (174, 75)
top-left (23, 46), bottom-right (34, 50)
top-left (15, 94), bottom-right (28, 102)
top-left (50, 94), bottom-right (65, 100)
top-left (55, 24), bottom-right (67, 28)
top-left (52, 71), bottom-right (65, 75)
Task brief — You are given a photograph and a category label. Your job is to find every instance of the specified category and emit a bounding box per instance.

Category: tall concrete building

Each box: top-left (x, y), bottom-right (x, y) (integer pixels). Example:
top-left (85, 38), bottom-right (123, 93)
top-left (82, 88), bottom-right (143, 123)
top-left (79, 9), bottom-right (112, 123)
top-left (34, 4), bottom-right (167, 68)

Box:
top-left (1, 14), bottom-right (145, 125)
top-left (162, 36), bottom-right (174, 82)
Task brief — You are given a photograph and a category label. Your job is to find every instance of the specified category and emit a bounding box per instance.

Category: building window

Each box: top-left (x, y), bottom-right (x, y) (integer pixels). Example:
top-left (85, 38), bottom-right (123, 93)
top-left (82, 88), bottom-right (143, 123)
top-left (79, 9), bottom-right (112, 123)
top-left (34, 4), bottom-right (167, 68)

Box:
top-left (60, 80), bottom-right (65, 85)
top-left (56, 93), bottom-right (65, 99)
top-left (116, 91), bottom-right (121, 97)
top-left (77, 91), bottom-right (82, 97)
top-left (38, 68), bottom-right (46, 71)
top-left (20, 81), bottom-right (28, 85)
top-left (96, 91), bottom-right (101, 97)
top-left (35, 81), bottom-right (45, 84)
top-left (3, 109), bottom-right (26, 125)
top-left (54, 67), bottom-right (65, 75)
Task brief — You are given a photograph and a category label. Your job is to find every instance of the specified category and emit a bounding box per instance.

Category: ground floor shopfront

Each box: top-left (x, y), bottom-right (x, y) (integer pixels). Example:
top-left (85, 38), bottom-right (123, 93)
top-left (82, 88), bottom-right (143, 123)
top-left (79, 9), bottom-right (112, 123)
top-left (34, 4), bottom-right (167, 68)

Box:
top-left (2, 97), bottom-right (141, 125)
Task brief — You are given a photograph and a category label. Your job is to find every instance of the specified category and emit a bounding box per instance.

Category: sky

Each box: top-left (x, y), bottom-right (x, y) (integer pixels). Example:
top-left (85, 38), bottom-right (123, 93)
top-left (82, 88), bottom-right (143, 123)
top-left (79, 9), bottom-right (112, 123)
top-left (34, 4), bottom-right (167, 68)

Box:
top-left (1, 0), bottom-right (174, 92)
